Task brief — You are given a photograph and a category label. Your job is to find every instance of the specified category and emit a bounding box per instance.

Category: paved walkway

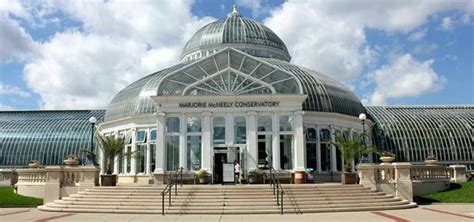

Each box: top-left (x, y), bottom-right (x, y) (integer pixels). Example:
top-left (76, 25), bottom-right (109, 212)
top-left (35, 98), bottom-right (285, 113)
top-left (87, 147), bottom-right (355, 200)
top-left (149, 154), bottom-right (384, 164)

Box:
top-left (1, 204), bottom-right (473, 222)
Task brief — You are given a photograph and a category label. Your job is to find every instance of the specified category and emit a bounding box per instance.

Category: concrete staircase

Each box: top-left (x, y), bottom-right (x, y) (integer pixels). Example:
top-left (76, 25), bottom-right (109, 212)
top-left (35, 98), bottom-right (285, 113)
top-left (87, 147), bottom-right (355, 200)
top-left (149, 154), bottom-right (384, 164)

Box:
top-left (38, 184), bottom-right (416, 214)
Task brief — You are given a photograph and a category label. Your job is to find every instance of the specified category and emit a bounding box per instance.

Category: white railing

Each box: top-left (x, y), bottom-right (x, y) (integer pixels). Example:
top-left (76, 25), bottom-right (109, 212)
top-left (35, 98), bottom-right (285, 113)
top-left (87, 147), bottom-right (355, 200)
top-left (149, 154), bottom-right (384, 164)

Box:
top-left (358, 163), bottom-right (467, 202)
top-left (374, 165), bottom-right (395, 183)
top-left (410, 165), bottom-right (451, 181)
top-left (14, 166), bottom-right (99, 203)
top-left (62, 168), bottom-right (81, 186)
top-left (16, 168), bottom-right (47, 184)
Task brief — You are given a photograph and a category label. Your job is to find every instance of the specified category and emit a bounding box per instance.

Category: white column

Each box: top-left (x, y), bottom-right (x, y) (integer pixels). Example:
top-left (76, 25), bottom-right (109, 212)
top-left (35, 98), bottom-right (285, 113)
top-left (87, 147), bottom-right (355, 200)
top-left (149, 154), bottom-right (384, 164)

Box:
top-left (113, 131), bottom-right (119, 174)
top-left (330, 127), bottom-right (337, 172)
top-left (179, 115), bottom-right (187, 170)
top-left (246, 111), bottom-right (258, 170)
top-left (293, 111), bottom-right (306, 171)
top-left (340, 127), bottom-right (345, 171)
top-left (130, 128), bottom-right (137, 175)
top-left (201, 112), bottom-right (212, 171)
top-left (272, 112), bottom-right (280, 170)
top-left (350, 129), bottom-right (355, 172)
top-left (154, 112), bottom-right (166, 173)
top-left (316, 126), bottom-right (322, 173)
top-left (146, 135), bottom-right (151, 175)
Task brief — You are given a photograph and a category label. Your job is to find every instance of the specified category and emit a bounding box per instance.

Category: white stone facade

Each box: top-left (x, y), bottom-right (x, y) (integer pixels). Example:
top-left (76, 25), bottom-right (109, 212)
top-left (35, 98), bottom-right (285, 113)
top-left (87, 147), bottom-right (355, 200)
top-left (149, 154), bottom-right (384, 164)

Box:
top-left (99, 94), bottom-right (372, 184)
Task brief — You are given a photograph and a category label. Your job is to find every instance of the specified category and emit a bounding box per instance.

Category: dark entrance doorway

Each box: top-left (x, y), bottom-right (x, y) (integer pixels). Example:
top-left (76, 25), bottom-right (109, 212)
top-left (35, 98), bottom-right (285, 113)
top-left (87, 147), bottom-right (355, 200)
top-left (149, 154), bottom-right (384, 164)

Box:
top-left (213, 153), bottom-right (227, 183)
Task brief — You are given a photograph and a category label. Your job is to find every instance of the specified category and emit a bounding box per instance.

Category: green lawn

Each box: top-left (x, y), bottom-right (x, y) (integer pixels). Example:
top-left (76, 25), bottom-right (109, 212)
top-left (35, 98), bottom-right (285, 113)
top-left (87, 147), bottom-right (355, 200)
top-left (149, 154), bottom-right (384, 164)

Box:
top-left (416, 181), bottom-right (474, 204)
top-left (0, 186), bottom-right (43, 207)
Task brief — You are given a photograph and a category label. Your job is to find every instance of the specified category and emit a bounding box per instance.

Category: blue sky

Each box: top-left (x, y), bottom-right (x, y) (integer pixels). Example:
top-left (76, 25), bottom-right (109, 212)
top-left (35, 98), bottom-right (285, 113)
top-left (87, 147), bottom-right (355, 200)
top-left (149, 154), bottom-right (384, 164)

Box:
top-left (0, 0), bottom-right (473, 110)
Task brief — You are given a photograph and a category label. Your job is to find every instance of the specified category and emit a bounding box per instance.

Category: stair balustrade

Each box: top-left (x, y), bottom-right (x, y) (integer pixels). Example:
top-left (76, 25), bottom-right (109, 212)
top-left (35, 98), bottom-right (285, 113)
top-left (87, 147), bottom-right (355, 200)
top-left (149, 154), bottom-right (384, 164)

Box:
top-left (161, 167), bottom-right (183, 215)
top-left (269, 167), bottom-right (285, 215)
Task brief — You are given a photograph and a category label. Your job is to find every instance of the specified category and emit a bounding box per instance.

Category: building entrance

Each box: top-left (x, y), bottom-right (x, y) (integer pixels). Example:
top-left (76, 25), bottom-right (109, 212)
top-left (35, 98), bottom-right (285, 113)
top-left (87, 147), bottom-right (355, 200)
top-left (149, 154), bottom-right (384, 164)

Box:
top-left (213, 147), bottom-right (241, 183)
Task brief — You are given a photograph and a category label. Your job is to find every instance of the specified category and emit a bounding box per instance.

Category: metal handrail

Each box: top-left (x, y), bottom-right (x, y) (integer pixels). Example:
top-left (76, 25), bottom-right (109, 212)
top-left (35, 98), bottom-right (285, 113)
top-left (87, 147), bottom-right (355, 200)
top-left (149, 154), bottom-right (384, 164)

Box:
top-left (161, 167), bottom-right (183, 215)
top-left (269, 167), bottom-right (284, 215)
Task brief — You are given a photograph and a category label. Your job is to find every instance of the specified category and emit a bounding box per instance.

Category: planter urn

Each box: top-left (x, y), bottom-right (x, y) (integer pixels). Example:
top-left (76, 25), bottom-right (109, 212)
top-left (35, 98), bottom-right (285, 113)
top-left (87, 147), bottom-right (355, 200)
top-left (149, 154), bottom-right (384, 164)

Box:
top-left (101, 174), bottom-right (117, 186)
top-left (380, 156), bottom-right (395, 165)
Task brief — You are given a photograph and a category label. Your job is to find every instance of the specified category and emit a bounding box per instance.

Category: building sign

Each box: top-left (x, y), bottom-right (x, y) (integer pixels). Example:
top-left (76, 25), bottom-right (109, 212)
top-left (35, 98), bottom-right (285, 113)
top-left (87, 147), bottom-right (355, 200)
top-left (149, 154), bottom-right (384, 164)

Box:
top-left (222, 163), bottom-right (235, 183)
top-left (178, 101), bottom-right (280, 108)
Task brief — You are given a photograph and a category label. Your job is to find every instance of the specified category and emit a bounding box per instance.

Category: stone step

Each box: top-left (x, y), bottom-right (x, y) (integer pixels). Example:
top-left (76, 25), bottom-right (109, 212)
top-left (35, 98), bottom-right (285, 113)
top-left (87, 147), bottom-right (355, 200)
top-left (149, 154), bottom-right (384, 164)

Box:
top-left (47, 199), bottom-right (409, 210)
top-left (40, 184), bottom-right (416, 215)
top-left (54, 197), bottom-right (402, 208)
top-left (38, 202), bottom-right (416, 215)
top-left (80, 188), bottom-right (374, 195)
top-left (68, 192), bottom-right (384, 200)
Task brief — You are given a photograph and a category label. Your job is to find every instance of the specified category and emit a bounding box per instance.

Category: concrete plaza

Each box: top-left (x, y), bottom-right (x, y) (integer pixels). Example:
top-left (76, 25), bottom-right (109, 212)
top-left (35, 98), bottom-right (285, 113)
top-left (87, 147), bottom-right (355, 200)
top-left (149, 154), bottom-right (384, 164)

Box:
top-left (1, 204), bottom-right (473, 222)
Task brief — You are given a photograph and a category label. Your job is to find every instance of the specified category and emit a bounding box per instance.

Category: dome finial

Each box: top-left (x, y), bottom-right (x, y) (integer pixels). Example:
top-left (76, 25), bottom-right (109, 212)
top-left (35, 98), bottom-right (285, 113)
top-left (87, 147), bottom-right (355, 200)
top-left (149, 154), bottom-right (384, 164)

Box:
top-left (228, 4), bottom-right (241, 17)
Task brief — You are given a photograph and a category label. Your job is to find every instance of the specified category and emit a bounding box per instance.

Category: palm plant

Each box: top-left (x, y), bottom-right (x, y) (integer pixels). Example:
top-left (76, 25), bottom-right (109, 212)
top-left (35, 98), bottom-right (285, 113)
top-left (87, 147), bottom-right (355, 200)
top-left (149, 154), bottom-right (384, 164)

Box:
top-left (98, 135), bottom-right (126, 175)
top-left (82, 135), bottom-right (133, 174)
top-left (333, 133), bottom-right (377, 172)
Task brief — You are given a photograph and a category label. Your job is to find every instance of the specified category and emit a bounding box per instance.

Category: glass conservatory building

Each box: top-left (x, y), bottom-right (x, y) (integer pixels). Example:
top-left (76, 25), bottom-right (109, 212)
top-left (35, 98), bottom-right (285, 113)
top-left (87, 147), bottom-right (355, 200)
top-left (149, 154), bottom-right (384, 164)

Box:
top-left (1, 9), bottom-right (473, 183)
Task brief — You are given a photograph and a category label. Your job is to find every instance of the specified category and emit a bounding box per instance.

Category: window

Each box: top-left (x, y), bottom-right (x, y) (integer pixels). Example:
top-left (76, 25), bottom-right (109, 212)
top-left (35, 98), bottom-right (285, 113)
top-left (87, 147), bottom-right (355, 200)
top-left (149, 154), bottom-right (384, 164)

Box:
top-left (187, 117), bottom-right (202, 133)
top-left (166, 136), bottom-right (179, 171)
top-left (150, 129), bottom-right (157, 141)
top-left (258, 135), bottom-right (272, 169)
top-left (280, 135), bottom-right (293, 170)
top-left (279, 116), bottom-right (293, 132)
top-left (166, 117), bottom-right (180, 133)
top-left (320, 129), bottom-right (331, 141)
top-left (150, 144), bottom-right (156, 172)
top-left (187, 136), bottom-right (202, 170)
top-left (258, 116), bottom-right (272, 132)
top-left (126, 145), bottom-right (132, 174)
top-left (320, 143), bottom-right (331, 172)
top-left (136, 131), bottom-right (147, 143)
top-left (137, 144), bottom-right (146, 174)
top-left (213, 117), bottom-right (225, 144)
top-left (234, 117), bottom-right (246, 144)
top-left (306, 128), bottom-right (317, 141)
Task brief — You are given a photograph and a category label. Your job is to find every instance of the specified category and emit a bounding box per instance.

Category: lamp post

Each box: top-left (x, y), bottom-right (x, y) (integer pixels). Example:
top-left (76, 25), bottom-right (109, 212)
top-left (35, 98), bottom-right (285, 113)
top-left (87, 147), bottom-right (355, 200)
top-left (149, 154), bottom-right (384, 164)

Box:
top-left (358, 113), bottom-right (367, 133)
top-left (88, 116), bottom-right (97, 166)
top-left (358, 113), bottom-right (367, 163)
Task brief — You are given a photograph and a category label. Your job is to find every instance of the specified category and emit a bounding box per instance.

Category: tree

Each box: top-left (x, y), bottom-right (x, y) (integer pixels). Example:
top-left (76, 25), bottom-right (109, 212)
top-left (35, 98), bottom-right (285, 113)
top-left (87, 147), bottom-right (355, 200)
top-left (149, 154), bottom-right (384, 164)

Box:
top-left (333, 133), bottom-right (377, 172)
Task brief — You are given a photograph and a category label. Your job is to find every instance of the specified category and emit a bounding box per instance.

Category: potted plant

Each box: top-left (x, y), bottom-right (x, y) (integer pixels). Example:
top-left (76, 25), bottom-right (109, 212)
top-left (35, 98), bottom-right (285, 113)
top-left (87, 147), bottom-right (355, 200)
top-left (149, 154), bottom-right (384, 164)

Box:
top-left (82, 134), bottom-right (131, 186)
top-left (333, 133), bottom-right (377, 184)
top-left (248, 169), bottom-right (261, 184)
top-left (379, 151), bottom-right (395, 164)
top-left (196, 169), bottom-right (210, 184)
top-left (28, 160), bottom-right (41, 168)
top-left (64, 154), bottom-right (79, 165)
top-left (425, 155), bottom-right (438, 165)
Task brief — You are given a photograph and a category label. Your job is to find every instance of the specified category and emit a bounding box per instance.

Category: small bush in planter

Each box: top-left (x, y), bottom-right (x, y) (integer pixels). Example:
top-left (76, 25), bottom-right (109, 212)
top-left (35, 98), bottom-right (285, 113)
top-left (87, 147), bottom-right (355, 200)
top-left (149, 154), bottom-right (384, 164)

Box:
top-left (380, 151), bottom-right (395, 157)
top-left (64, 154), bottom-right (79, 165)
top-left (28, 160), bottom-right (41, 168)
top-left (196, 169), bottom-right (210, 184)
top-left (248, 169), bottom-right (262, 184)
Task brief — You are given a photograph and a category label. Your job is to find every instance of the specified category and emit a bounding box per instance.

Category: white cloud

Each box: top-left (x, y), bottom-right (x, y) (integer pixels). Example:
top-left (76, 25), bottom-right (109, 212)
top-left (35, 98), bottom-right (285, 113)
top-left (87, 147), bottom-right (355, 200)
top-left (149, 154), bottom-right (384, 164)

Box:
top-left (19, 0), bottom-right (214, 109)
top-left (237, 0), bottom-right (273, 18)
top-left (0, 13), bottom-right (37, 61)
top-left (441, 17), bottom-right (453, 29)
top-left (462, 14), bottom-right (471, 24)
top-left (264, 0), bottom-right (471, 84)
top-left (0, 83), bottom-right (31, 97)
top-left (408, 28), bottom-right (427, 41)
top-left (0, 103), bottom-right (13, 110)
top-left (414, 43), bottom-right (438, 54)
top-left (365, 54), bottom-right (446, 105)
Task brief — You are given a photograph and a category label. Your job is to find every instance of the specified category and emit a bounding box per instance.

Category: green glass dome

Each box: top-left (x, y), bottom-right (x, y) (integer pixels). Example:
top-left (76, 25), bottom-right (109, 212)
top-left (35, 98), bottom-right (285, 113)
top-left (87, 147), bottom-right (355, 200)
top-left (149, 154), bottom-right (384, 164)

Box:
top-left (180, 6), bottom-right (291, 62)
